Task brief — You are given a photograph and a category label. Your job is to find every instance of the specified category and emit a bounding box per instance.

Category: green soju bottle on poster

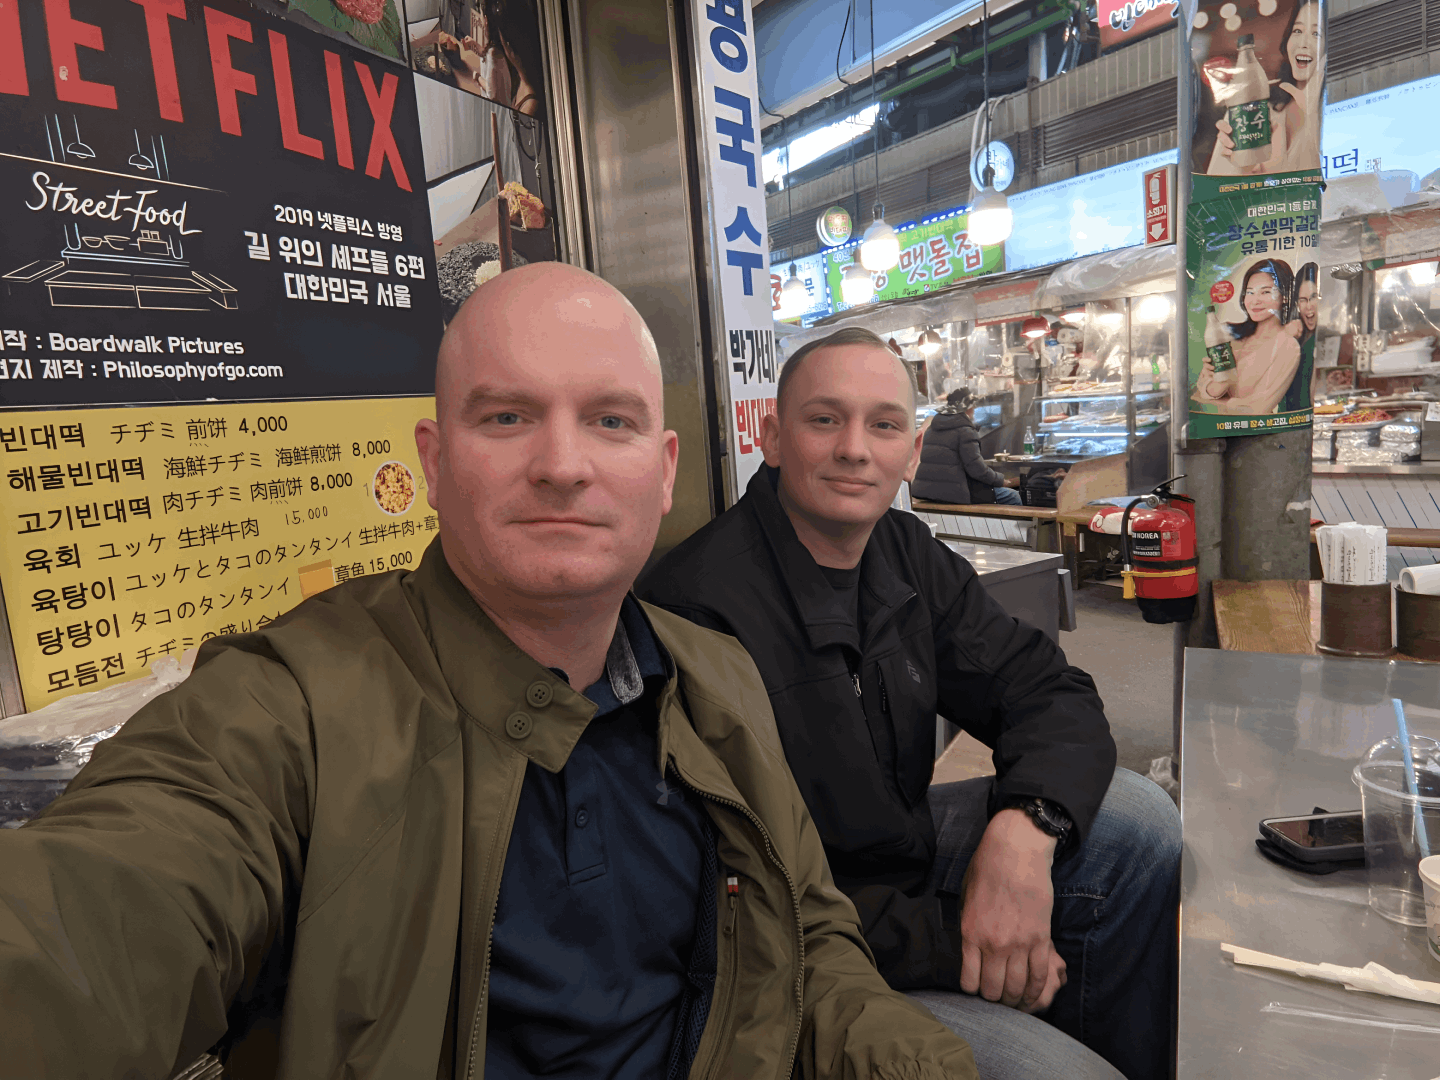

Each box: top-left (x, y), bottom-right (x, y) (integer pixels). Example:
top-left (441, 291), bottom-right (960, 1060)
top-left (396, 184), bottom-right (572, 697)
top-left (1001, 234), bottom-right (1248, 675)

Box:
top-left (1228, 35), bottom-right (1272, 170)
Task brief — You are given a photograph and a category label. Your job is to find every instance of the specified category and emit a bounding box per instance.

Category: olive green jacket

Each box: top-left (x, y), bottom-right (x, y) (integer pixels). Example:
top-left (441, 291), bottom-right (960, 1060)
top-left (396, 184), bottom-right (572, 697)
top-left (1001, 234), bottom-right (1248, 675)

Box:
top-left (0, 540), bottom-right (976, 1080)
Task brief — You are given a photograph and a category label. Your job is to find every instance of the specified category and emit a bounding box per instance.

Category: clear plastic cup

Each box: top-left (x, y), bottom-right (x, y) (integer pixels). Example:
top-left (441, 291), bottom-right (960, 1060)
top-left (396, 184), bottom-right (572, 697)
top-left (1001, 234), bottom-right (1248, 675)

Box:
top-left (1352, 735), bottom-right (1440, 926)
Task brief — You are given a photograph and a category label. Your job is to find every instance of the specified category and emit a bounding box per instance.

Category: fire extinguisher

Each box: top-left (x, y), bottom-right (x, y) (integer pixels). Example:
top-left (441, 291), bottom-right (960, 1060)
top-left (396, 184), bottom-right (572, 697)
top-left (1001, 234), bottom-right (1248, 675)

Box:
top-left (1088, 477), bottom-right (1198, 624)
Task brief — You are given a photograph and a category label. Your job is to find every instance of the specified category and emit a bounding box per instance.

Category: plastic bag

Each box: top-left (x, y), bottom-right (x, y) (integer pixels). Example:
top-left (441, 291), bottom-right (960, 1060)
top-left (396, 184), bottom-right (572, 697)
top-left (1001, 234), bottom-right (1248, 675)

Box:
top-left (1148, 754), bottom-right (1180, 800)
top-left (0, 651), bottom-right (196, 826)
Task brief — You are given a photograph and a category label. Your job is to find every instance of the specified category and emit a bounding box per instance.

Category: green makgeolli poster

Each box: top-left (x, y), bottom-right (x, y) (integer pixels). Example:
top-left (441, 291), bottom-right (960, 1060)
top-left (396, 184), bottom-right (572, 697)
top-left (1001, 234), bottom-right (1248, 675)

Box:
top-left (1186, 0), bottom-right (1325, 438)
top-left (1185, 182), bottom-right (1321, 437)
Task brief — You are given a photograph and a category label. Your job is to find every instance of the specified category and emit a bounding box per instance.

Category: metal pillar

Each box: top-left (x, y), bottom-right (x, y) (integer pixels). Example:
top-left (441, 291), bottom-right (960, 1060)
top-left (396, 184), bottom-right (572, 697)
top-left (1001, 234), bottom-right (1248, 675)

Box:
top-left (1221, 433), bottom-right (1313, 581)
top-left (1028, 27), bottom-right (1047, 83)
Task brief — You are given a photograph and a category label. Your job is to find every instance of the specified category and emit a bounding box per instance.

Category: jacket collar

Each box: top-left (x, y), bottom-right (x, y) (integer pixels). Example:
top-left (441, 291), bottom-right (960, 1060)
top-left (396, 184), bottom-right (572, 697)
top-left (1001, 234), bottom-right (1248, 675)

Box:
top-left (743, 465), bottom-right (915, 654)
top-left (405, 538), bottom-right (671, 775)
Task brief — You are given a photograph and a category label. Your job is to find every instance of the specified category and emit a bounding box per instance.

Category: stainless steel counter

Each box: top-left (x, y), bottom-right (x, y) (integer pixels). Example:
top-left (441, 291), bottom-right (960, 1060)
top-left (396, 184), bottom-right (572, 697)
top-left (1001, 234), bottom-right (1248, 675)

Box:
top-left (1313, 462), bottom-right (1440, 476)
top-left (1178, 649), bottom-right (1440, 1078)
top-left (945, 541), bottom-right (1066, 641)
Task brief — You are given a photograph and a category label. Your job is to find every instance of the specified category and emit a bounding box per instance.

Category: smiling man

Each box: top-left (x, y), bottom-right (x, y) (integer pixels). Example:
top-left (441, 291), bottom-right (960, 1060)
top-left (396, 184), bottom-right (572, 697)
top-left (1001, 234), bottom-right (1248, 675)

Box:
top-left (0, 272), bottom-right (976, 1080)
top-left (641, 327), bottom-right (1182, 1080)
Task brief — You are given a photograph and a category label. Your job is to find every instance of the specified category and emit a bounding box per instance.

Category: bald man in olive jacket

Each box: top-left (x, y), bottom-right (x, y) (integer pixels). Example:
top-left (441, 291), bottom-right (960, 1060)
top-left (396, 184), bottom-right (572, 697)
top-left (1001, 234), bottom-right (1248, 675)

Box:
top-left (0, 266), bottom-right (976, 1080)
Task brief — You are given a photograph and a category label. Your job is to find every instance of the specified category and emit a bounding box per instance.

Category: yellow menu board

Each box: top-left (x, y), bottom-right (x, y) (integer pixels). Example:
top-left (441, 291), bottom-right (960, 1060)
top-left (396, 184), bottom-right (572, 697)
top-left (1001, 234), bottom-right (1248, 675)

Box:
top-left (1, 397), bottom-right (436, 711)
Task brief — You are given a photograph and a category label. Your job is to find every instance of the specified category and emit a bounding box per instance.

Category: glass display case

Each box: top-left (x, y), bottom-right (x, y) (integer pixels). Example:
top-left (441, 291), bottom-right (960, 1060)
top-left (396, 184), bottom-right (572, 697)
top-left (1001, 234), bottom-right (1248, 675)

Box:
top-left (1026, 292), bottom-right (1174, 461)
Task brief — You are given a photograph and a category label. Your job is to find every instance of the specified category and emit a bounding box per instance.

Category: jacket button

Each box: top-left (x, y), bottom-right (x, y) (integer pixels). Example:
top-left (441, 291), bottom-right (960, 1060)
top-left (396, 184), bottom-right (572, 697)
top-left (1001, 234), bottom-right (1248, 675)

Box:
top-left (526, 681), bottom-right (553, 708)
top-left (505, 712), bottom-right (533, 739)
top-left (575, 808), bottom-right (589, 828)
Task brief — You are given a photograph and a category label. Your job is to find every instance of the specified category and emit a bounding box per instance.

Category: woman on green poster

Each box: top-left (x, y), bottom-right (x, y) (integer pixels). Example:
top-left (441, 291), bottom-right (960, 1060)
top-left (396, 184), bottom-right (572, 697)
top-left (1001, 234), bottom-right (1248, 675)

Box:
top-left (1280, 261), bottom-right (1320, 412)
top-left (1206, 0), bottom-right (1325, 176)
top-left (1193, 259), bottom-right (1302, 413)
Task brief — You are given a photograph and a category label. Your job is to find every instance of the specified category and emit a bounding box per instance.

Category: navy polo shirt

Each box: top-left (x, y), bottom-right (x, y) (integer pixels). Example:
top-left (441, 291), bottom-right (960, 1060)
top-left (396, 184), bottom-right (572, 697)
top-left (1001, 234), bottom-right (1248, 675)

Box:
top-left (485, 598), bottom-right (717, 1080)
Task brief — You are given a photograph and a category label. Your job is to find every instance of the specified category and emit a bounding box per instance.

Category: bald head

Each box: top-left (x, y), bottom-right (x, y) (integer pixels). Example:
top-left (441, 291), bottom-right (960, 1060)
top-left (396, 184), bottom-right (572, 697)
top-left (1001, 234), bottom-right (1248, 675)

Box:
top-left (414, 260), bottom-right (679, 626)
top-left (435, 262), bottom-right (662, 424)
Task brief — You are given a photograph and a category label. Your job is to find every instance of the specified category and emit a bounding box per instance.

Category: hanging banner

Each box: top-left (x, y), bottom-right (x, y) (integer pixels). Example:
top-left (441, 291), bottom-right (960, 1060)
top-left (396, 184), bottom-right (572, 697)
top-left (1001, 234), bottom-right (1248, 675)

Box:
top-left (1185, 0), bottom-right (1324, 439)
top-left (0, 0), bottom-right (440, 409)
top-left (691, 0), bottom-right (774, 496)
top-left (824, 210), bottom-right (1003, 314)
top-left (0, 396), bottom-right (436, 710)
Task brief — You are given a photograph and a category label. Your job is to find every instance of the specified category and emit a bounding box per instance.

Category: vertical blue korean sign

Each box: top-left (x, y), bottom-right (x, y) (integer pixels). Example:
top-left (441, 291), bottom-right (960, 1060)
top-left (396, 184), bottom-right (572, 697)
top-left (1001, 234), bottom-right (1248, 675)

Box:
top-left (691, 0), bottom-right (775, 496)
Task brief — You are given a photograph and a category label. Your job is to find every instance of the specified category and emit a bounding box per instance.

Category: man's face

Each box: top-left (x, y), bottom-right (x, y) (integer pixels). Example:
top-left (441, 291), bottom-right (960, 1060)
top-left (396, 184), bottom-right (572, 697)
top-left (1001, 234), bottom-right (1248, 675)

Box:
top-left (416, 278), bottom-right (677, 604)
top-left (762, 343), bottom-right (922, 528)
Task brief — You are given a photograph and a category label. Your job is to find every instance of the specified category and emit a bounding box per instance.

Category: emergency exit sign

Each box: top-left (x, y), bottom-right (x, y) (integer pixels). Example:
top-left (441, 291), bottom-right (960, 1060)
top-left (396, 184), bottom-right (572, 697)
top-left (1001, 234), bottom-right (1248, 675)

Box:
top-left (1144, 165), bottom-right (1175, 247)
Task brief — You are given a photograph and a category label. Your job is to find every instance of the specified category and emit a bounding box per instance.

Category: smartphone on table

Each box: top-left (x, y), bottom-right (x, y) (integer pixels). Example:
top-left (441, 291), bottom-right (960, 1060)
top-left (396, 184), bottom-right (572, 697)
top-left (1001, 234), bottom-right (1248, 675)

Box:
top-left (1259, 811), bottom-right (1365, 863)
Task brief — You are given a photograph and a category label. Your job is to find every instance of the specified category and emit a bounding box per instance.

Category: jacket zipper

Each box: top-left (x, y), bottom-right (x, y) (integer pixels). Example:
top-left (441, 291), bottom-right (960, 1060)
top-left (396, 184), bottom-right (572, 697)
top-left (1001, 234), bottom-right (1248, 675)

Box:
top-left (464, 766), bottom-right (527, 1080)
top-left (878, 664), bottom-right (889, 714)
top-left (850, 666), bottom-right (862, 698)
top-left (463, 894), bottom-right (501, 1080)
top-left (672, 768), bottom-right (806, 1080)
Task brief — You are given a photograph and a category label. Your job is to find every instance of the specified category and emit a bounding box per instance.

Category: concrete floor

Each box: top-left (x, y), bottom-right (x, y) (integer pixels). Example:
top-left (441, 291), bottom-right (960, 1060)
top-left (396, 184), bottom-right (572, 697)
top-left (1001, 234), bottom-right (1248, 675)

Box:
top-left (934, 583), bottom-right (1177, 785)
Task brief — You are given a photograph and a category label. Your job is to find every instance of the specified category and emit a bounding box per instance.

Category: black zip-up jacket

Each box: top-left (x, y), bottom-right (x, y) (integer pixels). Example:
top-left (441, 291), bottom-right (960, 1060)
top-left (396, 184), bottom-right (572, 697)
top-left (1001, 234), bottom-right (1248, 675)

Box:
top-left (911, 408), bottom-right (1006, 505)
top-left (639, 466), bottom-right (1116, 991)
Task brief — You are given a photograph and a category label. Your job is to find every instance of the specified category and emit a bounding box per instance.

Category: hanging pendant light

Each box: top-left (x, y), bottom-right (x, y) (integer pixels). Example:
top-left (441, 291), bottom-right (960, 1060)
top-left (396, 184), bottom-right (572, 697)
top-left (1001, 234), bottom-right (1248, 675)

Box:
top-left (779, 262), bottom-right (808, 316)
top-left (968, 0), bottom-right (1013, 248)
top-left (860, 204), bottom-right (899, 272)
top-left (857, 0), bottom-right (899, 273)
top-left (968, 184), bottom-right (1012, 247)
top-left (918, 328), bottom-right (942, 356)
top-left (840, 260), bottom-right (875, 306)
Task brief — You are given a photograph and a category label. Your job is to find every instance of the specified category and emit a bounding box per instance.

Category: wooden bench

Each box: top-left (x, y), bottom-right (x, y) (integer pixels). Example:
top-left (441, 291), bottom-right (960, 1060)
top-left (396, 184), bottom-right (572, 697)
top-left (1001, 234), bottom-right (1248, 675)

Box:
top-left (913, 453), bottom-right (1130, 559)
top-left (1212, 579), bottom-right (1435, 662)
top-left (911, 499), bottom-right (1058, 550)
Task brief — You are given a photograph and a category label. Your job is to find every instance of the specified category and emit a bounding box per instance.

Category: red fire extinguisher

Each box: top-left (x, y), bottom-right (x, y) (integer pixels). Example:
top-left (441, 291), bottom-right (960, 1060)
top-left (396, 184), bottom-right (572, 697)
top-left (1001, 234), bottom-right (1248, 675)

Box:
top-left (1088, 477), bottom-right (1198, 624)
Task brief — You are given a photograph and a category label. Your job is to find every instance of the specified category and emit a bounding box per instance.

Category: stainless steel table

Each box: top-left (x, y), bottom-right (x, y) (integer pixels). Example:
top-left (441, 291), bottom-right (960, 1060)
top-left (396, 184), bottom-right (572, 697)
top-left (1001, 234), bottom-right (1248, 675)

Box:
top-left (1179, 649), bottom-right (1440, 1079)
top-left (945, 540), bottom-right (1068, 642)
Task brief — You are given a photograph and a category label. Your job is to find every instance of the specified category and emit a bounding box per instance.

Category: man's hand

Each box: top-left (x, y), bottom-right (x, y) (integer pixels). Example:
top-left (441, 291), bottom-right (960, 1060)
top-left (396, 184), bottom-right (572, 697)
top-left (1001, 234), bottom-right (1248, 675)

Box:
top-left (958, 808), bottom-right (1065, 1014)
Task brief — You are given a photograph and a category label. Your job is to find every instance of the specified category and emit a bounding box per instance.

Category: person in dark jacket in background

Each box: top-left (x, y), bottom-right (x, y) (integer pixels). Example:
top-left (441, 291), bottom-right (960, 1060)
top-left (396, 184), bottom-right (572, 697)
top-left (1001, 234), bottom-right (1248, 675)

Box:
top-left (641, 326), bottom-right (1181, 1080)
top-left (911, 389), bottom-right (1020, 505)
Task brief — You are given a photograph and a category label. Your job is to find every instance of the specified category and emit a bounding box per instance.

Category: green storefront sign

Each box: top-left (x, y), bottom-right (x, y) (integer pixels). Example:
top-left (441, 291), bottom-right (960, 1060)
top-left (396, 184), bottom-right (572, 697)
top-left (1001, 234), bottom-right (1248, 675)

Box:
top-left (824, 212), bottom-right (1004, 310)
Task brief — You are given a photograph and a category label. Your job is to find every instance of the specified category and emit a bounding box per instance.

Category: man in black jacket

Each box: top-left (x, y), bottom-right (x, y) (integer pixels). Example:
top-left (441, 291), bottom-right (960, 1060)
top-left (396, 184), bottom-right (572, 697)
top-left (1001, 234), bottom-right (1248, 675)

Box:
top-left (641, 327), bottom-right (1181, 1080)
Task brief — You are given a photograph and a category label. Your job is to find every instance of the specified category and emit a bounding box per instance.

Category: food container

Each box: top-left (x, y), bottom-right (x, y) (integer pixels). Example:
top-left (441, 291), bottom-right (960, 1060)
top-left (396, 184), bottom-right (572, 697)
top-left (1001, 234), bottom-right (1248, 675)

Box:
top-left (1397, 589), bottom-right (1440, 660)
top-left (1318, 581), bottom-right (1395, 658)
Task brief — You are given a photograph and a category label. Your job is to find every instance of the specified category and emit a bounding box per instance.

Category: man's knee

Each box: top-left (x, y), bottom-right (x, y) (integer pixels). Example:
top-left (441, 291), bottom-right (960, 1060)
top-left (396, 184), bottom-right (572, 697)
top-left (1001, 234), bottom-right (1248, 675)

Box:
top-left (1096, 767), bottom-right (1182, 876)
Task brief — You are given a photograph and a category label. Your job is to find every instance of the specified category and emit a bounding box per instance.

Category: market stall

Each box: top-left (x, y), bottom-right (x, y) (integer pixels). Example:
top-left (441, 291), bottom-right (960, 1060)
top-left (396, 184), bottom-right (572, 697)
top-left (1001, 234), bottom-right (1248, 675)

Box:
top-left (1307, 172), bottom-right (1440, 576)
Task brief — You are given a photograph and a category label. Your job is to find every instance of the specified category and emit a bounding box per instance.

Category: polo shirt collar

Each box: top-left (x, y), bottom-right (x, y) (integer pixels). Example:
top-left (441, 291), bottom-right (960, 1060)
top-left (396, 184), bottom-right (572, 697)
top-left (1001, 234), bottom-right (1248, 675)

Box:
top-left (406, 538), bottom-right (671, 774)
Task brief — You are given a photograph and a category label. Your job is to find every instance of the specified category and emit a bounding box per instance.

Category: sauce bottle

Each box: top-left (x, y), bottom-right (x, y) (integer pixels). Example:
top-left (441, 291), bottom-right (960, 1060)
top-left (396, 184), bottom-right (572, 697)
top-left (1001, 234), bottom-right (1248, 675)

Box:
top-left (1204, 306), bottom-right (1237, 397)
top-left (1228, 34), bottom-right (1272, 169)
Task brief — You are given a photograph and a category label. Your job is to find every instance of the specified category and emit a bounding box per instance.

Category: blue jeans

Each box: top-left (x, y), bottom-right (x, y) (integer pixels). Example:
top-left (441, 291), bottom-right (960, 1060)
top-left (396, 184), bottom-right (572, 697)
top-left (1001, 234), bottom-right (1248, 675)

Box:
top-left (908, 768), bottom-right (1181, 1080)
top-left (993, 486), bottom-right (1022, 505)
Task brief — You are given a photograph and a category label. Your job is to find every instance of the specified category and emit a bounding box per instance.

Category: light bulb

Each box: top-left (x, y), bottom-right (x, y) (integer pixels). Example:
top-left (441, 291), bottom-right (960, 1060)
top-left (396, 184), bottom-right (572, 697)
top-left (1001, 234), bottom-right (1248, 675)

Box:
top-left (1409, 261), bottom-right (1438, 286)
top-left (968, 186), bottom-right (1013, 247)
top-left (779, 263), bottom-right (808, 316)
top-left (859, 210), bottom-right (900, 272)
top-left (918, 329), bottom-right (941, 356)
top-left (1135, 294), bottom-right (1174, 323)
top-left (840, 262), bottom-right (875, 306)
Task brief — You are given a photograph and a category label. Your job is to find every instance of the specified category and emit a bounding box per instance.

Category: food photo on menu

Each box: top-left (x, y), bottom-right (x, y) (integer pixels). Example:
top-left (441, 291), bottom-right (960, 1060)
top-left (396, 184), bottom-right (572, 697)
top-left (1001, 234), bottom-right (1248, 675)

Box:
top-left (406, 0), bottom-right (546, 116)
top-left (248, 0), bottom-right (408, 62)
top-left (1191, 0), bottom-right (1325, 178)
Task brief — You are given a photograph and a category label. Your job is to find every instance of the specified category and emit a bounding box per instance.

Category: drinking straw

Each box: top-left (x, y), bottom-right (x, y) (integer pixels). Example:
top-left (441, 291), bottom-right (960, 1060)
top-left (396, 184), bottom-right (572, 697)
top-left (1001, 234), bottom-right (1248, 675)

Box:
top-left (1391, 698), bottom-right (1433, 859)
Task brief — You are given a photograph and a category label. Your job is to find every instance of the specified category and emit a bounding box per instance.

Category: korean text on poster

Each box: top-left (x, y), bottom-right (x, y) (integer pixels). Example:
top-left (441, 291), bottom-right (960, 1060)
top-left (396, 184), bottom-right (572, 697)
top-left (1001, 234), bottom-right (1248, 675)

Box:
top-left (692, 0), bottom-right (774, 494)
top-left (0, 0), bottom-right (439, 409)
top-left (0, 397), bottom-right (437, 710)
top-left (1185, 185), bottom-right (1321, 439)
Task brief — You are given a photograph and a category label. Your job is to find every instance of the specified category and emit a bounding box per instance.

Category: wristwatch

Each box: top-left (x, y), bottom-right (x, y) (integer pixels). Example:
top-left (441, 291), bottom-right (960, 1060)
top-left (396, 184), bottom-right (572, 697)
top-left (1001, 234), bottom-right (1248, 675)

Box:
top-left (1007, 796), bottom-right (1073, 853)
